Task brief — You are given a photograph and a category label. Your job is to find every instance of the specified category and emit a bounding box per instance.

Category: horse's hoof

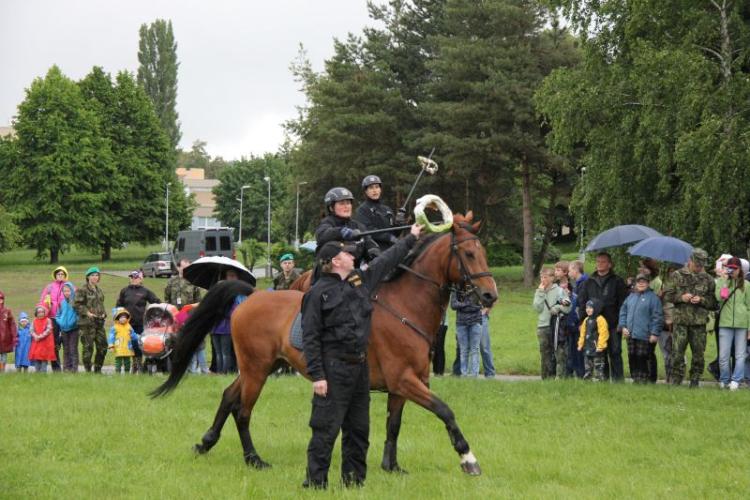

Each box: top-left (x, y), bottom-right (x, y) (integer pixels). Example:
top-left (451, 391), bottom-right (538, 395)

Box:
top-left (193, 444), bottom-right (207, 455)
top-left (460, 451), bottom-right (481, 476)
top-left (460, 461), bottom-right (481, 476)
top-left (246, 454), bottom-right (271, 469)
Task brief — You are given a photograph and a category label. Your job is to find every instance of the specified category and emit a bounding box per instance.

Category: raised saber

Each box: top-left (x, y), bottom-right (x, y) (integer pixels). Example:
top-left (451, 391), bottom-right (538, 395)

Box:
top-left (400, 148), bottom-right (438, 212)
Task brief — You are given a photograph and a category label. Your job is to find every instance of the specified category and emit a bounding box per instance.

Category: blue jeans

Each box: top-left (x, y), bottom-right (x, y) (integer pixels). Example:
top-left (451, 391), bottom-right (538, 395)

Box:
top-left (719, 327), bottom-right (747, 384)
top-left (457, 322), bottom-right (481, 377)
top-left (211, 334), bottom-right (235, 374)
top-left (190, 346), bottom-right (209, 374)
top-left (479, 315), bottom-right (495, 377)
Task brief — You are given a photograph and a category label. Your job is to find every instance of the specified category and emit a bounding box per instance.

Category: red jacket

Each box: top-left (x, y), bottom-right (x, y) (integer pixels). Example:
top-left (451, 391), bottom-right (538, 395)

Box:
top-left (0, 302), bottom-right (17, 354)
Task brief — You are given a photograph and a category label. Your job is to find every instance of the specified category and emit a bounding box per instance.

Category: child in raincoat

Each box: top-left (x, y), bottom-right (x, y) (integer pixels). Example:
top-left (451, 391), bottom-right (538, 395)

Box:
top-left (578, 299), bottom-right (610, 381)
top-left (29, 305), bottom-right (55, 372)
top-left (15, 312), bottom-right (31, 372)
top-left (56, 282), bottom-right (79, 373)
top-left (108, 308), bottom-right (138, 374)
top-left (0, 291), bottom-right (17, 372)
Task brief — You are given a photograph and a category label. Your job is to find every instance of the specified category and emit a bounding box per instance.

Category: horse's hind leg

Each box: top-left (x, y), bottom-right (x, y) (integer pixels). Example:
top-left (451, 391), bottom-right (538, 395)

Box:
top-left (194, 377), bottom-right (241, 455)
top-left (235, 373), bottom-right (271, 469)
top-left (398, 376), bottom-right (481, 476)
top-left (381, 393), bottom-right (408, 473)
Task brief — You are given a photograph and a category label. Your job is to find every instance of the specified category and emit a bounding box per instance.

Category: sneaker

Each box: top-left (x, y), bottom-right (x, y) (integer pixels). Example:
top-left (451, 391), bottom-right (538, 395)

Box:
top-left (729, 381), bottom-right (740, 391)
top-left (719, 382), bottom-right (727, 389)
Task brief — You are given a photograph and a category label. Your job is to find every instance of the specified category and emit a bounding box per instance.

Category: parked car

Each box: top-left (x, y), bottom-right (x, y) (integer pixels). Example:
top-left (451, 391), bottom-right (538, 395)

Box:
top-left (141, 252), bottom-right (176, 278)
top-left (173, 227), bottom-right (236, 264)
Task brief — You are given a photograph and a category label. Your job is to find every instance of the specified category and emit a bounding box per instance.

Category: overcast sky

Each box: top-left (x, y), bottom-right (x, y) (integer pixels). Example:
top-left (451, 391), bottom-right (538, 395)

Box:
top-left (1, 0), bottom-right (376, 159)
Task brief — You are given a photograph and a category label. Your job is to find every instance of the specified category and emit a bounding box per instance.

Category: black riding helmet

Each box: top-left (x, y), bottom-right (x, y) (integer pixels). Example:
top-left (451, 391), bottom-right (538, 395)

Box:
top-left (361, 174), bottom-right (382, 189)
top-left (324, 187), bottom-right (354, 212)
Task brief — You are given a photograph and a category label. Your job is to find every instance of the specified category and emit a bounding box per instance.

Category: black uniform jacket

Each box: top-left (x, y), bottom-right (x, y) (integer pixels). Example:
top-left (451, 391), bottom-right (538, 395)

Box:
top-left (315, 214), bottom-right (379, 261)
top-left (354, 199), bottom-right (396, 249)
top-left (302, 234), bottom-right (417, 381)
top-left (116, 285), bottom-right (160, 331)
top-left (576, 272), bottom-right (627, 330)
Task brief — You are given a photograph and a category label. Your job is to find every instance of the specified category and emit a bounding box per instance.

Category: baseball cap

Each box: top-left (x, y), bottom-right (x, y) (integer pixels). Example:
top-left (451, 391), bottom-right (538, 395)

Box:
top-left (318, 241), bottom-right (358, 262)
top-left (725, 257), bottom-right (741, 270)
top-left (635, 273), bottom-right (650, 282)
top-left (128, 270), bottom-right (143, 279)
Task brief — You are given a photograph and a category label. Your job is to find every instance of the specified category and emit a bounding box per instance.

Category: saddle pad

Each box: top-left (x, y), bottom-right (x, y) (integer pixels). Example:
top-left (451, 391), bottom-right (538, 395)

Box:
top-left (289, 312), bottom-right (304, 351)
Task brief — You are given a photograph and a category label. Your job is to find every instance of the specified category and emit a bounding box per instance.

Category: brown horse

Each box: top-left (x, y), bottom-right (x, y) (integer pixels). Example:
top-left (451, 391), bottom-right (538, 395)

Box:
top-left (153, 212), bottom-right (497, 476)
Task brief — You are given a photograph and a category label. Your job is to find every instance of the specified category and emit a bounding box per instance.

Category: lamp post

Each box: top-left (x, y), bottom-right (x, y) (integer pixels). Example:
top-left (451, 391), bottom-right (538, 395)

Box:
top-left (165, 182), bottom-right (171, 251)
top-left (295, 181), bottom-right (308, 250)
top-left (264, 176), bottom-right (271, 278)
top-left (237, 184), bottom-right (251, 244)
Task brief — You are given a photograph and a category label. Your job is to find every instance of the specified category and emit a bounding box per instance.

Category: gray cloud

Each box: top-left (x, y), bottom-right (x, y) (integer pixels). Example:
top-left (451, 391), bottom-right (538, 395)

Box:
top-left (0, 0), bottom-right (374, 158)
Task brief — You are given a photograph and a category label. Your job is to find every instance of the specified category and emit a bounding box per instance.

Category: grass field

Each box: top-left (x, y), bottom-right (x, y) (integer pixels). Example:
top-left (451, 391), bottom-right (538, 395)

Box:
top-left (3, 374), bottom-right (748, 499)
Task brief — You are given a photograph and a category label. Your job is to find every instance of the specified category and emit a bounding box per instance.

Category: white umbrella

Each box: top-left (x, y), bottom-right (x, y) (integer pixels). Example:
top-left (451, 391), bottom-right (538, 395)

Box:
top-left (183, 256), bottom-right (256, 289)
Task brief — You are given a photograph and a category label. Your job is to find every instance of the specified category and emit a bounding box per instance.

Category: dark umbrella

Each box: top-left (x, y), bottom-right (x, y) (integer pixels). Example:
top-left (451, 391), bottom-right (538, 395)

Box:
top-left (183, 256), bottom-right (256, 289)
top-left (585, 224), bottom-right (662, 252)
top-left (627, 236), bottom-right (694, 265)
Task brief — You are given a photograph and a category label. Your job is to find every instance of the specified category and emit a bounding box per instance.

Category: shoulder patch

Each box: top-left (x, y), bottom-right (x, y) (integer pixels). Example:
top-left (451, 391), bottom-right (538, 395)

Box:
top-left (348, 274), bottom-right (362, 287)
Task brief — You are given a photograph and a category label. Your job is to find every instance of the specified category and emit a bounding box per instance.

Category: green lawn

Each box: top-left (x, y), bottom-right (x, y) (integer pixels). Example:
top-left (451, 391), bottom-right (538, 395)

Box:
top-left (3, 374), bottom-right (747, 498)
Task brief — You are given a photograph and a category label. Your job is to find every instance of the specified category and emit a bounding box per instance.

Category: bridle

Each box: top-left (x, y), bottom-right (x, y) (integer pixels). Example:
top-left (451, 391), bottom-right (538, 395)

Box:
top-left (371, 225), bottom-right (494, 351)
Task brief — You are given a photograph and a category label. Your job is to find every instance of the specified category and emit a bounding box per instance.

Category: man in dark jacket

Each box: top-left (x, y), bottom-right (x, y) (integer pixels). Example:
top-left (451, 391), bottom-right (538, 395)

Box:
top-left (353, 175), bottom-right (406, 252)
top-left (117, 271), bottom-right (160, 373)
top-left (576, 252), bottom-right (627, 381)
top-left (302, 223), bottom-right (422, 489)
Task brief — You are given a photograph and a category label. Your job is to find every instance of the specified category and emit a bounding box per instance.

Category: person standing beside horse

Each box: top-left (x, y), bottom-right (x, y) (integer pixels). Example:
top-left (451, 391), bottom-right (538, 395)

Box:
top-left (353, 175), bottom-right (406, 252)
top-left (663, 249), bottom-right (716, 388)
top-left (533, 267), bottom-right (571, 379)
top-left (74, 267), bottom-right (108, 373)
top-left (302, 223), bottom-right (423, 489)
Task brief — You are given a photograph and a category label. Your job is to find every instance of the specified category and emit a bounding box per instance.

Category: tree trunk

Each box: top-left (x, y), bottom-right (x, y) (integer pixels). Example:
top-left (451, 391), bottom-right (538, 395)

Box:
top-left (50, 248), bottom-right (59, 264)
top-left (101, 242), bottom-right (112, 262)
top-left (521, 160), bottom-right (534, 287)
top-left (534, 182), bottom-right (559, 276)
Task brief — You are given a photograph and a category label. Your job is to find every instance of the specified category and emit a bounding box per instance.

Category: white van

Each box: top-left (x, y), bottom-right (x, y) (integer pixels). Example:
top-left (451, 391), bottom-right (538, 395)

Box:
top-left (173, 228), bottom-right (236, 263)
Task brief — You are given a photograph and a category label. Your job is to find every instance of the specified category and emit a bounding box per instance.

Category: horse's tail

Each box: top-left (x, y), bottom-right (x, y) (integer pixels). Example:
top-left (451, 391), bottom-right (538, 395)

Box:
top-left (150, 280), bottom-right (254, 398)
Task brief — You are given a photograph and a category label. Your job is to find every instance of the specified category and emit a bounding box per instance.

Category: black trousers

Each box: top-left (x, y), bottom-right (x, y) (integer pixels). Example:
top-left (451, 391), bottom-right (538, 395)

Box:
top-left (306, 358), bottom-right (370, 487)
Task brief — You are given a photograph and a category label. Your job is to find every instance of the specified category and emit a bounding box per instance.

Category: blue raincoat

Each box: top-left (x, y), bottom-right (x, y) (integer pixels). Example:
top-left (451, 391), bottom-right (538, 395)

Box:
top-left (55, 282), bottom-right (78, 333)
top-left (14, 312), bottom-right (31, 368)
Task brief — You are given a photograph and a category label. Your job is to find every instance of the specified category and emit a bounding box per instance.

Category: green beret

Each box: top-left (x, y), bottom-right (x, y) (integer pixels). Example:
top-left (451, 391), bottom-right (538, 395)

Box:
top-left (279, 253), bottom-right (295, 263)
top-left (85, 266), bottom-right (100, 277)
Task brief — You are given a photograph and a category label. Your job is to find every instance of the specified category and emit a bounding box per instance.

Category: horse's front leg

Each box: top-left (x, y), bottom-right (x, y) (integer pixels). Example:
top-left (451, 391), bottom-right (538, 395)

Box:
top-left (381, 393), bottom-right (408, 473)
top-left (398, 376), bottom-right (481, 476)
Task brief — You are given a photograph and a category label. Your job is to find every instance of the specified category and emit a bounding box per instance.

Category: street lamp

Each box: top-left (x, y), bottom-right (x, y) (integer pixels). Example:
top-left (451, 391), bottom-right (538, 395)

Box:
top-left (264, 176), bottom-right (271, 278)
top-left (295, 181), bottom-right (308, 250)
top-left (237, 184), bottom-right (251, 244)
top-left (165, 182), bottom-right (171, 251)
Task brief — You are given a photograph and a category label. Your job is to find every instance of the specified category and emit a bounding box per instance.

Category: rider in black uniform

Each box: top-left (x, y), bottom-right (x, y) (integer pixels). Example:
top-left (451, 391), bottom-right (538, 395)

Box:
top-left (353, 175), bottom-right (406, 251)
top-left (302, 223), bottom-right (422, 489)
top-left (315, 187), bottom-right (380, 264)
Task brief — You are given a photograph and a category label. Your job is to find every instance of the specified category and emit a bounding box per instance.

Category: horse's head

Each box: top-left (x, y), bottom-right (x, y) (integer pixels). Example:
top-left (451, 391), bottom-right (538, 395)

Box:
top-left (445, 212), bottom-right (498, 307)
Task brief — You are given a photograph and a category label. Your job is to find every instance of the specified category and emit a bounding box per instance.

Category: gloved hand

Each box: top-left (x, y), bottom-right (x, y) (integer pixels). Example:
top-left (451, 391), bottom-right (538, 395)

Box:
top-left (367, 247), bottom-right (382, 260)
top-left (340, 227), bottom-right (361, 240)
top-left (395, 208), bottom-right (408, 226)
top-left (389, 234), bottom-right (398, 245)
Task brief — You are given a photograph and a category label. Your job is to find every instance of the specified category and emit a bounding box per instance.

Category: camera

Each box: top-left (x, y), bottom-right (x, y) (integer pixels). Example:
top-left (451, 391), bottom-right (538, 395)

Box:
top-left (560, 297), bottom-right (571, 307)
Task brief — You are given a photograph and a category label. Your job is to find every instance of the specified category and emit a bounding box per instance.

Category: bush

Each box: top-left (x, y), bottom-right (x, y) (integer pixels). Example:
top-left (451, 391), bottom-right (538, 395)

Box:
top-left (486, 241), bottom-right (522, 267)
top-left (534, 241), bottom-right (562, 264)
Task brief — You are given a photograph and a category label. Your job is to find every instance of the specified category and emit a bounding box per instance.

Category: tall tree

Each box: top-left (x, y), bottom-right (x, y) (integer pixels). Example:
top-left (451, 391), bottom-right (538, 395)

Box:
top-left (9, 66), bottom-right (114, 263)
top-left (138, 19), bottom-right (181, 148)
top-left (537, 0), bottom-right (750, 256)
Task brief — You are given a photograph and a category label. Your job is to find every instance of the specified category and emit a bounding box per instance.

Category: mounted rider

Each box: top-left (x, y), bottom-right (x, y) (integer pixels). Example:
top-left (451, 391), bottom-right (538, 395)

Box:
top-left (353, 175), bottom-right (408, 252)
top-left (315, 187), bottom-right (380, 264)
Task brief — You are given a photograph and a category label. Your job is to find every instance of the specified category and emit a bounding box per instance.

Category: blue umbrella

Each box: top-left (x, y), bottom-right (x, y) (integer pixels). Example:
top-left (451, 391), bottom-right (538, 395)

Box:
top-left (585, 224), bottom-right (662, 252)
top-left (627, 236), bottom-right (693, 265)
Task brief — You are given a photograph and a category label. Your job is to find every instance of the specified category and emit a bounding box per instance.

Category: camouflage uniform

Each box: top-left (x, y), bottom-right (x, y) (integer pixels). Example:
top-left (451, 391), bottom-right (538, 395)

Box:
top-left (273, 269), bottom-right (302, 291)
top-left (74, 283), bottom-right (107, 372)
top-left (164, 276), bottom-right (201, 308)
top-left (662, 250), bottom-right (716, 386)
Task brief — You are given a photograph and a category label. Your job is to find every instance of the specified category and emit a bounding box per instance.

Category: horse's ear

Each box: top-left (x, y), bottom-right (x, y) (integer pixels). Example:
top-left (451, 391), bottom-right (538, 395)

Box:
top-left (465, 210), bottom-right (474, 222)
top-left (472, 220), bottom-right (481, 233)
